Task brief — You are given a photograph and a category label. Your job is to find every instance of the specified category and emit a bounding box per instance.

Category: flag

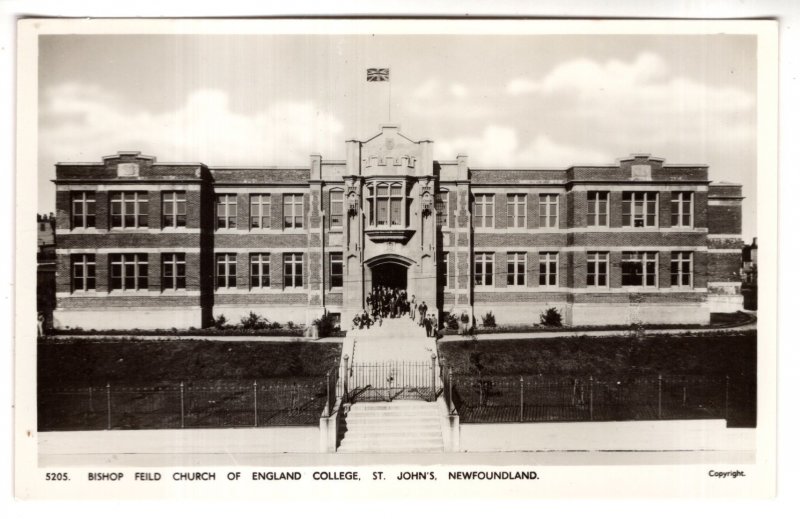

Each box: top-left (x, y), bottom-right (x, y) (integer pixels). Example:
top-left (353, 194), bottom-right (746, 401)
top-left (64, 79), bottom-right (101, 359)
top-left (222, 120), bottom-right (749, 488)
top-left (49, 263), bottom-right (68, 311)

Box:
top-left (367, 68), bottom-right (390, 82)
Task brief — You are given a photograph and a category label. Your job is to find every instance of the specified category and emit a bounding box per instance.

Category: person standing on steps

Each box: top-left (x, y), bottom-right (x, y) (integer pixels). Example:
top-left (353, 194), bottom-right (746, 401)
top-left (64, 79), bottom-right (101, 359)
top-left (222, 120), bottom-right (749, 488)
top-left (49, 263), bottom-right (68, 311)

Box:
top-left (418, 301), bottom-right (428, 327)
top-left (410, 295), bottom-right (417, 320)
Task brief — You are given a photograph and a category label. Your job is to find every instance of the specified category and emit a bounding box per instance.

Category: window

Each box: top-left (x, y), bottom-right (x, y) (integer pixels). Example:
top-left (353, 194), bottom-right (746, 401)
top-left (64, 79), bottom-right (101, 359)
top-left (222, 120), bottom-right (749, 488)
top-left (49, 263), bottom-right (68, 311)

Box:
top-left (330, 252), bottom-right (343, 288)
top-left (367, 182), bottom-right (405, 226)
top-left (250, 194), bottom-right (271, 229)
top-left (622, 192), bottom-right (657, 227)
top-left (507, 194), bottom-right (526, 228)
top-left (538, 194), bottom-right (559, 228)
top-left (586, 252), bottom-right (609, 287)
top-left (110, 253), bottom-right (148, 290)
top-left (671, 192), bottom-right (693, 228)
top-left (283, 194), bottom-right (304, 229)
top-left (162, 192), bottom-right (187, 228)
top-left (329, 190), bottom-right (344, 229)
top-left (71, 254), bottom-right (96, 291)
top-left (284, 253), bottom-right (303, 288)
top-left (216, 253), bottom-right (237, 288)
top-left (507, 252), bottom-right (526, 286)
top-left (435, 191), bottom-right (449, 227)
top-left (110, 192), bottom-right (148, 228)
top-left (587, 192), bottom-right (608, 227)
top-left (71, 192), bottom-right (96, 228)
top-left (474, 252), bottom-right (494, 286)
top-left (473, 194), bottom-right (494, 228)
top-left (671, 252), bottom-right (693, 287)
top-left (621, 252), bottom-right (658, 287)
top-left (250, 253), bottom-right (270, 288)
top-left (440, 252), bottom-right (449, 288)
top-left (216, 194), bottom-right (237, 229)
top-left (539, 252), bottom-right (558, 286)
top-left (162, 253), bottom-right (186, 290)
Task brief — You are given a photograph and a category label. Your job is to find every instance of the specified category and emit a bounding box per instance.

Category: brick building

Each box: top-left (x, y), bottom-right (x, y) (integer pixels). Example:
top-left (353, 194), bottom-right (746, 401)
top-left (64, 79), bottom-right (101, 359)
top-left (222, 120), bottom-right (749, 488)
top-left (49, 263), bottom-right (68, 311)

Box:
top-left (51, 124), bottom-right (744, 330)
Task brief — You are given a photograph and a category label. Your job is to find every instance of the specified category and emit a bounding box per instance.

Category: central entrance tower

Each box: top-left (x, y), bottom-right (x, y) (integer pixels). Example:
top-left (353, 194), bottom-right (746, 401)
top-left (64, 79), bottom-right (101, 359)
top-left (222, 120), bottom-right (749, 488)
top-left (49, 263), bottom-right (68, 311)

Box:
top-left (341, 124), bottom-right (439, 320)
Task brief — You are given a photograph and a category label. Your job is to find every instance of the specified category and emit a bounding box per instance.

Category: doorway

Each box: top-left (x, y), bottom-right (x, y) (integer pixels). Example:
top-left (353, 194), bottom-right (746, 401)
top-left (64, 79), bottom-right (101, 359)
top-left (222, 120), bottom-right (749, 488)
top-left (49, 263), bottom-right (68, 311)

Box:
top-left (371, 262), bottom-right (407, 290)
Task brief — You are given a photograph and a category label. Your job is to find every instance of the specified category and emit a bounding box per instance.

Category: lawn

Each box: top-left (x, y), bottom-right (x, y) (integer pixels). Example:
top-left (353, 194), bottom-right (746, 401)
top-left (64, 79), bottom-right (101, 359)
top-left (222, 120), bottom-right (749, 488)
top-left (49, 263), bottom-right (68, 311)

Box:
top-left (37, 338), bottom-right (342, 431)
top-left (438, 331), bottom-right (757, 427)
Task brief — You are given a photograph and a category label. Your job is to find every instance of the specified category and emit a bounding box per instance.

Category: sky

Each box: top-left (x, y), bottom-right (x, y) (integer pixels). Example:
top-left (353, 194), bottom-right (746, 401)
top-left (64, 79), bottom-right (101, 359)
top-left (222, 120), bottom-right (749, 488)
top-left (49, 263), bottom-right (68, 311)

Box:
top-left (37, 33), bottom-right (758, 240)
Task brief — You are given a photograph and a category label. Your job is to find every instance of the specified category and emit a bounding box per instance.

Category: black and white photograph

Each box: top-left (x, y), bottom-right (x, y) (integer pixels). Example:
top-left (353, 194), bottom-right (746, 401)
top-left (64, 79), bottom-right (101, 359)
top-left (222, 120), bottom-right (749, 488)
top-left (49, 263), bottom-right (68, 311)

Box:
top-left (13, 16), bottom-right (778, 500)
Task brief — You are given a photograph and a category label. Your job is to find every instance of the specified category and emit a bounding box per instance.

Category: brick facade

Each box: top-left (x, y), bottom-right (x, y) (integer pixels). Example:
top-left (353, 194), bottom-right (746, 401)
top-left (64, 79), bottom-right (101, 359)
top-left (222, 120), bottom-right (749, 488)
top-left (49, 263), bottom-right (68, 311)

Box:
top-left (51, 129), bottom-right (744, 329)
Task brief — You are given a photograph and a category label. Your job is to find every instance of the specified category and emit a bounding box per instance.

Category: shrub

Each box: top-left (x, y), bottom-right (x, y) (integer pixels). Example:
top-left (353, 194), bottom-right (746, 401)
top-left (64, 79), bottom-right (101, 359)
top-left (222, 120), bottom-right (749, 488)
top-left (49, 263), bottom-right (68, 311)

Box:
top-left (460, 312), bottom-right (470, 324)
top-left (240, 311), bottom-right (270, 330)
top-left (313, 312), bottom-right (339, 338)
top-left (286, 321), bottom-right (296, 330)
top-left (445, 313), bottom-right (460, 331)
top-left (539, 307), bottom-right (563, 327)
top-left (212, 314), bottom-right (228, 329)
top-left (481, 311), bottom-right (497, 328)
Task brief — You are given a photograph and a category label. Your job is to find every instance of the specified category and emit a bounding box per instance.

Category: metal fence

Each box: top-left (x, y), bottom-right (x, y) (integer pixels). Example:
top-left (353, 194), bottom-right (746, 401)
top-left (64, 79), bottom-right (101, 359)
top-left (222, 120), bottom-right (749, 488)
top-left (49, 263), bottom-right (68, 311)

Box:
top-left (38, 375), bottom-right (335, 431)
top-left (338, 358), bottom-right (440, 403)
top-left (446, 372), bottom-right (753, 425)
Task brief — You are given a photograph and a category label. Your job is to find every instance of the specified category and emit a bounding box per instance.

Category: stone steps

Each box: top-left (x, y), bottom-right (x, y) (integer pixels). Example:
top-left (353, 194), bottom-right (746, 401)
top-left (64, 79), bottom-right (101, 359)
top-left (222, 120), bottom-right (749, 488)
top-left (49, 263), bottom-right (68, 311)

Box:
top-left (337, 401), bottom-right (444, 453)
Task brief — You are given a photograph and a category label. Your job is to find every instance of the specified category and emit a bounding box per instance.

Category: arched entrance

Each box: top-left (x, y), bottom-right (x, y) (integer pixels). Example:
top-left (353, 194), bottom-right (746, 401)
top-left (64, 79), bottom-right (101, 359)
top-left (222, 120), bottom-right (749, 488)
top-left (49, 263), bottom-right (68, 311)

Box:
top-left (365, 254), bottom-right (414, 292)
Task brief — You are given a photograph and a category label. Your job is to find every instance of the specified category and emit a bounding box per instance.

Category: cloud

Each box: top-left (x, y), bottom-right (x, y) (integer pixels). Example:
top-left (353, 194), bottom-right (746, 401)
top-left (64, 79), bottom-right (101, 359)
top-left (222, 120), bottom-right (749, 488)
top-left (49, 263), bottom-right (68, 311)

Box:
top-left (39, 83), bottom-right (345, 167)
top-left (436, 125), bottom-right (607, 167)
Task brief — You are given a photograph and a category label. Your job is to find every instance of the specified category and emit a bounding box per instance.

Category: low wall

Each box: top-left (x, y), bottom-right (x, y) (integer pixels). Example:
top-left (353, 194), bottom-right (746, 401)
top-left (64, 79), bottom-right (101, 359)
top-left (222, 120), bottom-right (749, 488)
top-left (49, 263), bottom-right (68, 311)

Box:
top-left (39, 427), bottom-right (320, 456)
top-left (53, 307), bottom-right (202, 330)
top-left (460, 420), bottom-right (754, 452)
top-left (708, 295), bottom-right (745, 313)
top-left (213, 305), bottom-right (325, 326)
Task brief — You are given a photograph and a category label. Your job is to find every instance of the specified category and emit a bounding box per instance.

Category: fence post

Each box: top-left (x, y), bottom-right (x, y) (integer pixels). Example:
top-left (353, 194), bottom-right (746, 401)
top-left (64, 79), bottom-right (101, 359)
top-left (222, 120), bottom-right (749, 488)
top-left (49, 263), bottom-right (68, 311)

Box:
top-left (343, 354), bottom-right (350, 402)
top-left (519, 376), bottom-right (524, 422)
top-left (325, 370), bottom-right (331, 417)
top-left (431, 354), bottom-right (437, 401)
top-left (253, 381), bottom-right (258, 427)
top-left (448, 367), bottom-right (454, 414)
top-left (725, 375), bottom-right (730, 421)
top-left (180, 381), bottom-right (185, 429)
top-left (658, 374), bottom-right (663, 419)
top-left (589, 376), bottom-right (594, 421)
top-left (105, 382), bottom-right (111, 430)
top-left (88, 386), bottom-right (94, 413)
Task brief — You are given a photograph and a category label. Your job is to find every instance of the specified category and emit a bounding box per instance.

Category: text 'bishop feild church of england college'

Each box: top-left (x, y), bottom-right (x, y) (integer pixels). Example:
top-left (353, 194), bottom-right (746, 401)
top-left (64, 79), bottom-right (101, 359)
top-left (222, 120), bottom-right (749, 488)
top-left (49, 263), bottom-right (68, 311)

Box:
top-left (51, 124), bottom-right (745, 330)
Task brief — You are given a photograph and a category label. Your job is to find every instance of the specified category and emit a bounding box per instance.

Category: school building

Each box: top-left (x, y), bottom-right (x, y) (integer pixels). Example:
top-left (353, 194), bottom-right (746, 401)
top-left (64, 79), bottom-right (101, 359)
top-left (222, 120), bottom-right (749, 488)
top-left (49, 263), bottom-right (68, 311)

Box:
top-left (51, 124), bottom-right (745, 330)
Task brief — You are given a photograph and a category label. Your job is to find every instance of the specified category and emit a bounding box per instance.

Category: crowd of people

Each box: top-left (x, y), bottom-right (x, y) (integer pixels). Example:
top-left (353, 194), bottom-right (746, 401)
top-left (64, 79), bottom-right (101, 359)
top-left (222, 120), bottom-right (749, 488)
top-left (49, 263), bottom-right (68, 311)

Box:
top-left (352, 285), bottom-right (439, 337)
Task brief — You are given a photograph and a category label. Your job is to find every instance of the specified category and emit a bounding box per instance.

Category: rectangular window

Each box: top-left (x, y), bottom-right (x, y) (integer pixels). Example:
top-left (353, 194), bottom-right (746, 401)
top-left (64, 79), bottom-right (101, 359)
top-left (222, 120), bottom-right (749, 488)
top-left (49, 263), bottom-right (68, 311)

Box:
top-left (250, 253), bottom-right (270, 288)
top-left (283, 194), bottom-right (304, 229)
top-left (330, 191), bottom-right (344, 229)
top-left (110, 192), bottom-right (148, 228)
top-left (538, 252), bottom-right (558, 286)
top-left (538, 194), bottom-right (559, 228)
top-left (435, 192), bottom-right (449, 227)
top-left (473, 194), bottom-right (494, 228)
top-left (109, 253), bottom-right (148, 290)
top-left (622, 192), bottom-right (658, 227)
top-left (71, 254), bottom-right (96, 291)
top-left (621, 252), bottom-right (658, 287)
top-left (440, 252), bottom-right (449, 288)
top-left (586, 252), bottom-right (609, 287)
top-left (330, 252), bottom-right (343, 288)
top-left (671, 251), bottom-right (693, 287)
top-left (162, 253), bottom-right (186, 290)
top-left (250, 194), bottom-right (271, 229)
top-left (216, 194), bottom-right (237, 229)
top-left (474, 252), bottom-right (494, 286)
top-left (162, 191), bottom-right (187, 228)
top-left (216, 253), bottom-right (237, 289)
top-left (507, 252), bottom-right (526, 286)
top-left (671, 192), bottom-right (693, 227)
top-left (284, 253), bottom-right (303, 288)
top-left (506, 194), bottom-right (526, 228)
top-left (71, 192), bottom-right (96, 228)
top-left (587, 192), bottom-right (608, 227)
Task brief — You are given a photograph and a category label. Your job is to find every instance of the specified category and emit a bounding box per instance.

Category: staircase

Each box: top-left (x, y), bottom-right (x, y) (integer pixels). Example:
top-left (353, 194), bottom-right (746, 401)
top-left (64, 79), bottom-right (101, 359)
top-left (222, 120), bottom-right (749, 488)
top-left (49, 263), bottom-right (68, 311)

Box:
top-left (337, 400), bottom-right (444, 453)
